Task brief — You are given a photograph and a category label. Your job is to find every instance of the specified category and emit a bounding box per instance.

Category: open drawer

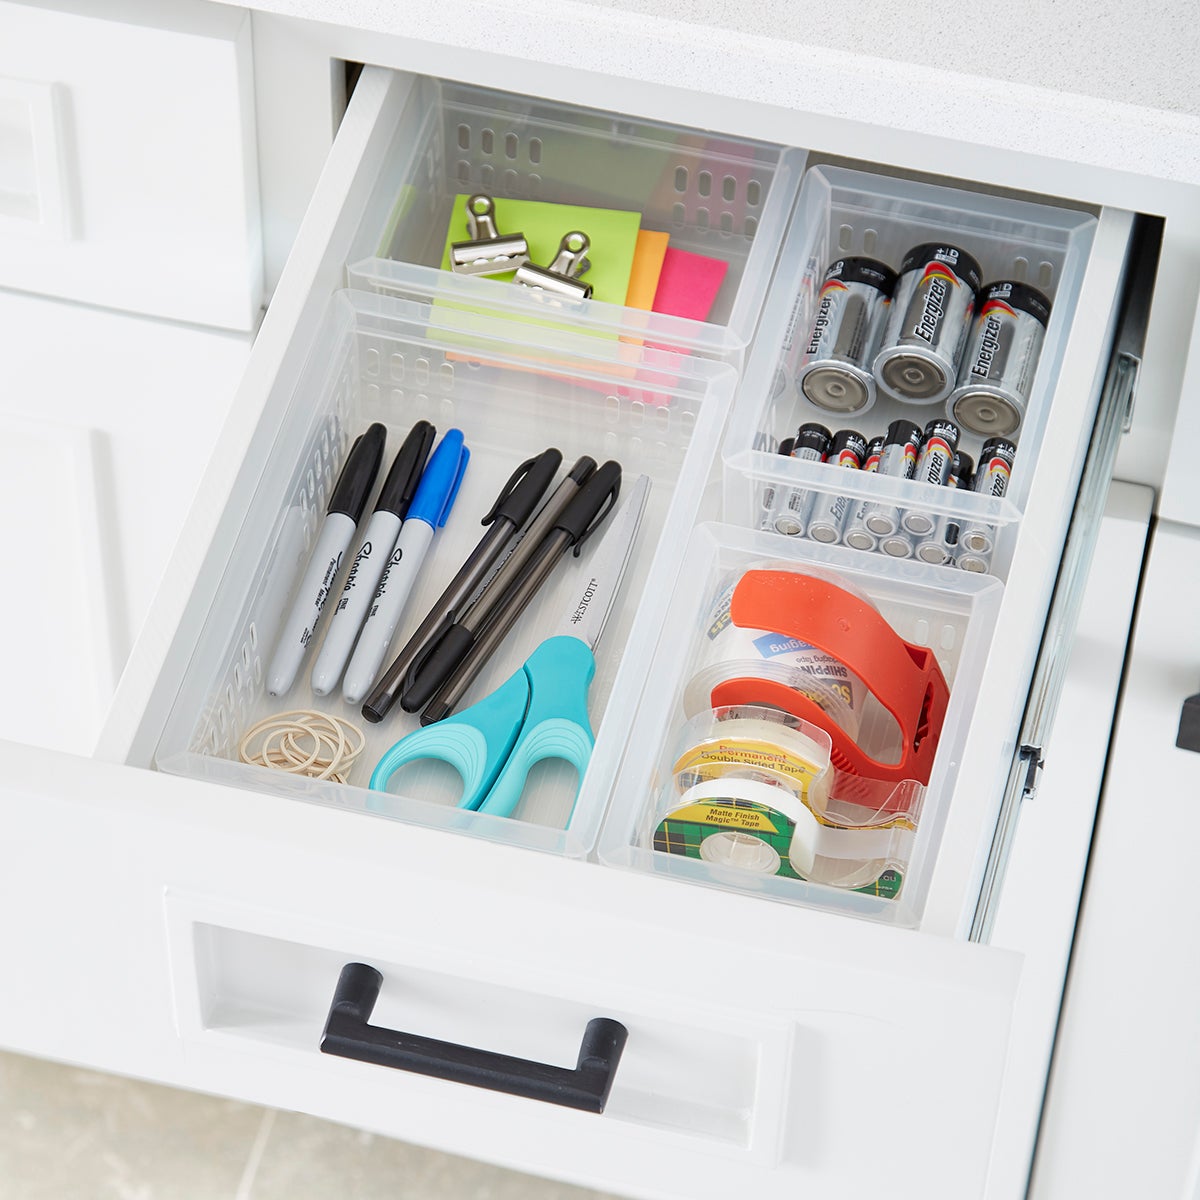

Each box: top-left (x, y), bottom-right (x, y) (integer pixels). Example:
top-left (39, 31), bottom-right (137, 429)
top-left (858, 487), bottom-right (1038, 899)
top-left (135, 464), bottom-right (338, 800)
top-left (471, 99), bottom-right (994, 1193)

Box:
top-left (0, 63), bottom-right (1156, 1200)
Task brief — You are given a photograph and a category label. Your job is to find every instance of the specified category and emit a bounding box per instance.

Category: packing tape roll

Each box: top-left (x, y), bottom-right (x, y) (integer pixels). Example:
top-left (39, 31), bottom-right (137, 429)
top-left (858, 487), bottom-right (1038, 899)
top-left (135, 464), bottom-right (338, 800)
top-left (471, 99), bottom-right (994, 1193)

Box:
top-left (682, 576), bottom-right (868, 738)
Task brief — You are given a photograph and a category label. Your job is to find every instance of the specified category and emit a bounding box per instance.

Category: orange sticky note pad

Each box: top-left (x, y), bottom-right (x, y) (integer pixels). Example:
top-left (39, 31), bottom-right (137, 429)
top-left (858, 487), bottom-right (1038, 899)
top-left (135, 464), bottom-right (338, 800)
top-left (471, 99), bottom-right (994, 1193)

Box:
top-left (624, 230), bottom-right (670, 310)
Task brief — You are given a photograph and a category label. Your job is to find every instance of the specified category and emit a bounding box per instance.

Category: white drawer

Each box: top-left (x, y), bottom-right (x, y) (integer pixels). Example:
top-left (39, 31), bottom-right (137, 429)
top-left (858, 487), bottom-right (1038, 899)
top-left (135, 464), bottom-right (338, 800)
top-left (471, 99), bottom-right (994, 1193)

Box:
top-left (0, 1), bottom-right (263, 330)
top-left (0, 62), bottom-right (1157, 1200)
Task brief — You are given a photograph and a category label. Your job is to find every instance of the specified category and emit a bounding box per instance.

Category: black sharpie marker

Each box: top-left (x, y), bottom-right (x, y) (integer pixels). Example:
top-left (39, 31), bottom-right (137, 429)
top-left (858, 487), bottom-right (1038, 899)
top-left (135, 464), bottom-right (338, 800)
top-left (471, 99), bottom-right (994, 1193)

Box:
top-left (265, 422), bottom-right (386, 697)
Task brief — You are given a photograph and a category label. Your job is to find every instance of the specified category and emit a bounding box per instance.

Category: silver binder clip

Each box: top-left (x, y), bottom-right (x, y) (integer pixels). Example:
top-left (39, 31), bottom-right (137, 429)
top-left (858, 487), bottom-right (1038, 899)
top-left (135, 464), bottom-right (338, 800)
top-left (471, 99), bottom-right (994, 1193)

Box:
top-left (450, 194), bottom-right (529, 276)
top-left (514, 231), bottom-right (594, 300)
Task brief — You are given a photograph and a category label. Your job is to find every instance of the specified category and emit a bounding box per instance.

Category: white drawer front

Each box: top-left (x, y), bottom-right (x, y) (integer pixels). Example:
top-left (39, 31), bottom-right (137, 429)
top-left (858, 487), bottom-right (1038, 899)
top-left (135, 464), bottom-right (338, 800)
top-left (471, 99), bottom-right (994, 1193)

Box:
top-left (0, 742), bottom-right (1019, 1199)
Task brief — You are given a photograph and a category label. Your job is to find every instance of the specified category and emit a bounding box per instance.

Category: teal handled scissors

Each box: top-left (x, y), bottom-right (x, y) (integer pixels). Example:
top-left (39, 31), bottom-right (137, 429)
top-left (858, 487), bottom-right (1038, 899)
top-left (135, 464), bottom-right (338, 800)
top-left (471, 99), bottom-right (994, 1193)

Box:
top-left (369, 475), bottom-right (650, 819)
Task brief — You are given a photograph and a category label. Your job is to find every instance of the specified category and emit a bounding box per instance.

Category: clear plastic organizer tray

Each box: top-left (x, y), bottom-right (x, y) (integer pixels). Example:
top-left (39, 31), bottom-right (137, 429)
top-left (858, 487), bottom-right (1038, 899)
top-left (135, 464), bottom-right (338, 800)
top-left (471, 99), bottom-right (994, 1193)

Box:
top-left (344, 75), bottom-right (805, 361)
top-left (722, 165), bottom-right (1098, 579)
top-left (597, 523), bottom-right (1003, 927)
top-left (154, 287), bottom-right (736, 858)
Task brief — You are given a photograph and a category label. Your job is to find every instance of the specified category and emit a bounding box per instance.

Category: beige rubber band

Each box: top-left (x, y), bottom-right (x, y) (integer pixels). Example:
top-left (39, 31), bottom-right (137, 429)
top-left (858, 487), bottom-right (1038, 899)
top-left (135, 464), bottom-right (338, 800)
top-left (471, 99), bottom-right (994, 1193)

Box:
top-left (238, 709), bottom-right (366, 783)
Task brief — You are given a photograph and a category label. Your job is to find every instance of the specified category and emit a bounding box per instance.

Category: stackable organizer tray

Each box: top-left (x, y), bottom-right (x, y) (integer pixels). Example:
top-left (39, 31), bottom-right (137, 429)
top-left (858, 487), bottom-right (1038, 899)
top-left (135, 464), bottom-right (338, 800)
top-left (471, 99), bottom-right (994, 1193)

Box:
top-left (722, 165), bottom-right (1098, 581)
top-left (154, 285), bottom-right (736, 858)
top-left (343, 76), bottom-right (806, 363)
top-left (597, 522), bottom-right (1004, 927)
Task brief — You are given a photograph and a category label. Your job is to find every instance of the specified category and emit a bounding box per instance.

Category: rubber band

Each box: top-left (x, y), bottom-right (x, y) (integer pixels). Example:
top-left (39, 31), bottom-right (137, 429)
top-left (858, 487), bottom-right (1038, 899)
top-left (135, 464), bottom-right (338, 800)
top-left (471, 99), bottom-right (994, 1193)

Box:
top-left (238, 709), bottom-right (366, 784)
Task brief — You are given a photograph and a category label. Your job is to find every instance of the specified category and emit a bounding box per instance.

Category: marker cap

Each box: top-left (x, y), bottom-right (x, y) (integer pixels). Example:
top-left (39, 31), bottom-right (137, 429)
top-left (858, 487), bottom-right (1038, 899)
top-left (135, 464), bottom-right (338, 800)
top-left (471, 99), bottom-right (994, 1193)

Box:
top-left (407, 428), bottom-right (470, 527)
top-left (375, 420), bottom-right (436, 518)
top-left (328, 422), bottom-right (387, 521)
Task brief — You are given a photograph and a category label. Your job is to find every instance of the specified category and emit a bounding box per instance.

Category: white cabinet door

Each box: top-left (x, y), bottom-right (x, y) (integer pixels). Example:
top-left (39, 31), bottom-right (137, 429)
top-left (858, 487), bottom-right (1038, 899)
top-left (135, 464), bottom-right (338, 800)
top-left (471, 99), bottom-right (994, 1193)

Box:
top-left (0, 0), bottom-right (262, 329)
top-left (1032, 520), bottom-right (1200, 1200)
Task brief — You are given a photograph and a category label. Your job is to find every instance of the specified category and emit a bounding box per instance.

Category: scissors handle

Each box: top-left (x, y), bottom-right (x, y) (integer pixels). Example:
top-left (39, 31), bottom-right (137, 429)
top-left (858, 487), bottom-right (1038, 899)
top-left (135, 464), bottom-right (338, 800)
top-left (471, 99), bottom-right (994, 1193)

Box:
top-left (478, 636), bottom-right (596, 819)
top-left (369, 668), bottom-right (529, 811)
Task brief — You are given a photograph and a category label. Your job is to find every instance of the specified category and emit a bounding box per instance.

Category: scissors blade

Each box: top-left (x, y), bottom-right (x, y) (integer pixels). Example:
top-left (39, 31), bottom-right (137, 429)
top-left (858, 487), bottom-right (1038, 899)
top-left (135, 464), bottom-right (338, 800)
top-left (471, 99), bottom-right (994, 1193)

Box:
top-left (552, 474), bottom-right (650, 652)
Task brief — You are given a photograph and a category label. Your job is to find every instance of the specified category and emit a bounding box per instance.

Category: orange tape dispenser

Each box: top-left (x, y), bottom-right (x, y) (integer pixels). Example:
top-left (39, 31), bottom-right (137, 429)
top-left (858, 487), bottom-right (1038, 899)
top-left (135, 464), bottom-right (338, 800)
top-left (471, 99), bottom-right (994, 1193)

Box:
top-left (708, 570), bottom-right (950, 793)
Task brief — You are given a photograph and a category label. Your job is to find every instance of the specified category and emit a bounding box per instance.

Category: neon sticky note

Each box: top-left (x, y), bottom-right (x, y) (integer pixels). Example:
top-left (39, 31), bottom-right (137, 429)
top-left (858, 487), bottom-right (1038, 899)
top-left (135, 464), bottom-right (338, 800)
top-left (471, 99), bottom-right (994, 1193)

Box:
top-left (439, 195), bottom-right (641, 305)
top-left (624, 229), bottom-right (670, 310)
top-left (651, 247), bottom-right (729, 322)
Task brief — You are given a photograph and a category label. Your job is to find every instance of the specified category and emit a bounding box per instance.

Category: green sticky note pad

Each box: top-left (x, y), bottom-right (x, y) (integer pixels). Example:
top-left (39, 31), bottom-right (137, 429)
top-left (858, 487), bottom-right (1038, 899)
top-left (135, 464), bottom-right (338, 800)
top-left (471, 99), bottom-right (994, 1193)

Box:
top-left (439, 195), bottom-right (642, 304)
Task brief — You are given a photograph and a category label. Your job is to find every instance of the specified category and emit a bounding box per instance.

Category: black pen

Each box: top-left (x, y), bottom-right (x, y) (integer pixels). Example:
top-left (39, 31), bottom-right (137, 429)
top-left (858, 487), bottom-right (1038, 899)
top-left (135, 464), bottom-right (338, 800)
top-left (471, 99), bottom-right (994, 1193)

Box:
top-left (395, 455), bottom-right (599, 715)
top-left (419, 460), bottom-right (623, 725)
top-left (360, 447), bottom-right (564, 723)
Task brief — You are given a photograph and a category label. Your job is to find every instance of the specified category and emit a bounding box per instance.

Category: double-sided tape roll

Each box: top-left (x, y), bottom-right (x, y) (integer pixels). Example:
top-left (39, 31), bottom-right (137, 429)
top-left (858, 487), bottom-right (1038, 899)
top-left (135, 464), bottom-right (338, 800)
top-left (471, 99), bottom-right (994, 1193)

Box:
top-left (670, 713), bottom-right (832, 813)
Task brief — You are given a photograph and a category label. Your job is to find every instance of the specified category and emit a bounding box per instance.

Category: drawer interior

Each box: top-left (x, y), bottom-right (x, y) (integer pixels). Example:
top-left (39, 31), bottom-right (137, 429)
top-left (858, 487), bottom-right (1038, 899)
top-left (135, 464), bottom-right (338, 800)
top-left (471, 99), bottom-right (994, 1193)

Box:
top-left (121, 63), bottom-right (1132, 938)
top-left (155, 286), bottom-right (734, 858)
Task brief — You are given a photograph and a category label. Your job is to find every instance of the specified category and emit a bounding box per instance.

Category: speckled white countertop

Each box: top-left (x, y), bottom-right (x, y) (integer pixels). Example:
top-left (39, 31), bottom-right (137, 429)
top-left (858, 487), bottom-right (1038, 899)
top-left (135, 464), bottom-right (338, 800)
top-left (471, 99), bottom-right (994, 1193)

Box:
top-left (238, 0), bottom-right (1200, 187)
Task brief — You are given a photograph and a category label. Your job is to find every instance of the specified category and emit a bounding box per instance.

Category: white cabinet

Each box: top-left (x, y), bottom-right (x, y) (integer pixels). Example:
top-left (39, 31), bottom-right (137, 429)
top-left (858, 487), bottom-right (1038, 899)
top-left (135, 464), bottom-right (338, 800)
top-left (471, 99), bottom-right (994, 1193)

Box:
top-left (0, 0), bottom-right (264, 329)
top-left (2, 4), bottom-right (1197, 1197)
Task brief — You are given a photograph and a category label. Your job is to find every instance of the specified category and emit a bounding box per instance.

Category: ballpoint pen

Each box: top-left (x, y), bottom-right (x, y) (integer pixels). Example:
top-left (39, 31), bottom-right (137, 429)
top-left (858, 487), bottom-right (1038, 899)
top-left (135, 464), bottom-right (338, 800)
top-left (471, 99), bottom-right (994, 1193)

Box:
top-left (266, 423), bottom-right (386, 697)
top-left (417, 459), bottom-right (624, 725)
top-left (310, 420), bottom-right (435, 696)
top-left (358, 446), bottom-right (563, 723)
top-left (369, 474), bottom-right (649, 821)
top-left (394, 455), bottom-right (600, 715)
top-left (340, 428), bottom-right (470, 706)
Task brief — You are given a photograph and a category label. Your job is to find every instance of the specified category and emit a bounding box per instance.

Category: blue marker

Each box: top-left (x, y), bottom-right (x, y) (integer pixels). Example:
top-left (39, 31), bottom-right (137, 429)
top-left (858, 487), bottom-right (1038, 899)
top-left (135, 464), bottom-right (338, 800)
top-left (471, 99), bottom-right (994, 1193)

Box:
top-left (341, 429), bottom-right (469, 705)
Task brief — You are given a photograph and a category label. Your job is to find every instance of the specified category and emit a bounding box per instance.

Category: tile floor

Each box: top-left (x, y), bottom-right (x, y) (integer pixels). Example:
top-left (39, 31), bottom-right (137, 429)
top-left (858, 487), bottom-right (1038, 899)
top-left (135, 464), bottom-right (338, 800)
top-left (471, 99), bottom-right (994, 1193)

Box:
top-left (0, 1051), bottom-right (619, 1200)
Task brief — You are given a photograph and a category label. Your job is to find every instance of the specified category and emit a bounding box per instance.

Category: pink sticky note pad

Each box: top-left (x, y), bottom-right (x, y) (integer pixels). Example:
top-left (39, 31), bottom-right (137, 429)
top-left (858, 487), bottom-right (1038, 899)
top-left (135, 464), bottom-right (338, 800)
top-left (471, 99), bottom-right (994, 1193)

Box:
top-left (651, 247), bottom-right (730, 321)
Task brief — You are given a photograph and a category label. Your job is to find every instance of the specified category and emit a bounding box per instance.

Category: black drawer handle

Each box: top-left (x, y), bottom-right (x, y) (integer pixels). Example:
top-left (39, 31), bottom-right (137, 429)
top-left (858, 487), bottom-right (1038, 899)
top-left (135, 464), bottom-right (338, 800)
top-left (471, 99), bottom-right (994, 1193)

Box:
top-left (1177, 693), bottom-right (1200, 753)
top-left (319, 962), bottom-right (628, 1114)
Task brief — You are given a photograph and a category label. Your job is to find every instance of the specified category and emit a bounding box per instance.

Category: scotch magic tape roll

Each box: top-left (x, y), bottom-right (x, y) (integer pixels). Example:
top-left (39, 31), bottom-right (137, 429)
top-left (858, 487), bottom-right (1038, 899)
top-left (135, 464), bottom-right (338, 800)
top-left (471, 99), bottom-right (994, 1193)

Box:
top-left (682, 574), bottom-right (869, 738)
top-left (656, 777), bottom-right (821, 876)
top-left (653, 776), bottom-right (914, 890)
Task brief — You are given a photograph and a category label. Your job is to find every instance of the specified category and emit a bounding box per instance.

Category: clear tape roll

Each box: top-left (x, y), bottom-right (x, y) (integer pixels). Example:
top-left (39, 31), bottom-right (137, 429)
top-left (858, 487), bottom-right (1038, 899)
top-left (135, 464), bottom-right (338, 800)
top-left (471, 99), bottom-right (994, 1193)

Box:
top-left (656, 704), bottom-right (913, 893)
top-left (682, 572), bottom-right (869, 739)
top-left (668, 776), bottom-right (818, 876)
top-left (660, 776), bottom-right (912, 883)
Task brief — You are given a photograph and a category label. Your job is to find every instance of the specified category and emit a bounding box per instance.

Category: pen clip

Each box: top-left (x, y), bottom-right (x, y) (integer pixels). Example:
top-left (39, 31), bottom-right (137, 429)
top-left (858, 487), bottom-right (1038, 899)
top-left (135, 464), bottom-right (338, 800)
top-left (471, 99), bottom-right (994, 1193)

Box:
top-left (572, 471), bottom-right (621, 557)
top-left (482, 455), bottom-right (537, 525)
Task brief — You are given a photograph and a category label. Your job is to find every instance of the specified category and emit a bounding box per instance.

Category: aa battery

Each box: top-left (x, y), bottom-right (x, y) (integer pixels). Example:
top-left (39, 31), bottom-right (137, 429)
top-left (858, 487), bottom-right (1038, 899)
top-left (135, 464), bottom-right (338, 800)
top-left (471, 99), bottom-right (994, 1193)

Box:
top-left (774, 424), bottom-right (832, 536)
top-left (916, 451), bottom-right (974, 565)
top-left (842, 436), bottom-right (885, 551)
top-left (956, 550), bottom-right (992, 573)
top-left (879, 530), bottom-right (915, 558)
top-left (861, 419), bottom-right (923, 538)
top-left (797, 257), bottom-right (897, 417)
top-left (806, 430), bottom-right (869, 543)
top-left (874, 243), bottom-right (982, 405)
top-left (759, 437), bottom-right (794, 530)
top-left (949, 281), bottom-right (1051, 437)
top-left (901, 419), bottom-right (961, 536)
top-left (958, 437), bottom-right (1017, 555)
